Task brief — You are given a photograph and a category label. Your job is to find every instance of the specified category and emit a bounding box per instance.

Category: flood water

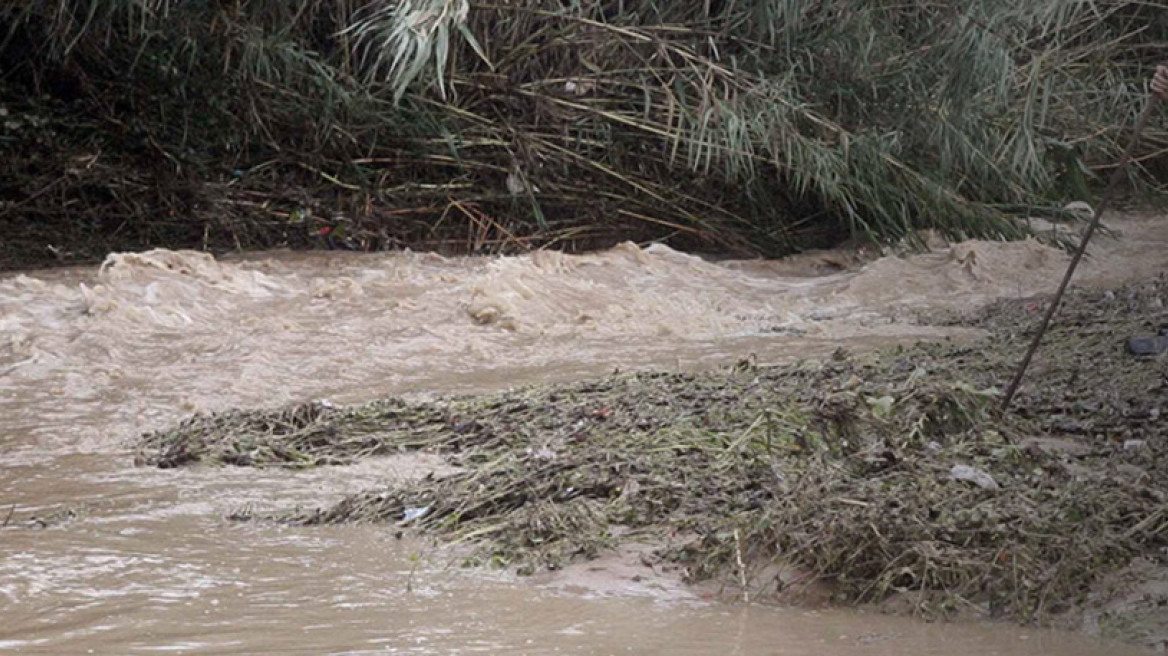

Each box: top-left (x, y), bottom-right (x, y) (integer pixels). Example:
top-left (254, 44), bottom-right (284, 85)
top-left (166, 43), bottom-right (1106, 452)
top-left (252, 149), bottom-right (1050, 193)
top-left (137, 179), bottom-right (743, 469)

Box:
top-left (3, 214), bottom-right (1165, 654)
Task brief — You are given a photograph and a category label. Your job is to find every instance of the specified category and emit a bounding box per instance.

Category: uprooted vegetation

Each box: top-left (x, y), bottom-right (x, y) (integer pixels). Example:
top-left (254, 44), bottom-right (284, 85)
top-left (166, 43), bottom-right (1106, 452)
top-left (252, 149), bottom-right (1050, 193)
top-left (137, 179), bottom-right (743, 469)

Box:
top-left (4, 1), bottom-right (1168, 269)
top-left (137, 275), bottom-right (1168, 624)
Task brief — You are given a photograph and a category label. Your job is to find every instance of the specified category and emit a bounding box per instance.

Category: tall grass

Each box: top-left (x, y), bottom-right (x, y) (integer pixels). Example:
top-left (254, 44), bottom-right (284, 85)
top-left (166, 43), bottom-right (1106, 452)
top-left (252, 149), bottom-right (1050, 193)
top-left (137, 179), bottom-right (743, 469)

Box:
top-left (2, 0), bottom-right (1165, 256)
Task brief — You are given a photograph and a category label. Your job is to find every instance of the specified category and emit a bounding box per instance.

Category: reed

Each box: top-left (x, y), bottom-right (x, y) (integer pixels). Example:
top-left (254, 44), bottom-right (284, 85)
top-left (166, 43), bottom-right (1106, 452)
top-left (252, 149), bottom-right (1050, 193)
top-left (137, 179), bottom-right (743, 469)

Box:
top-left (2, 0), bottom-right (1165, 261)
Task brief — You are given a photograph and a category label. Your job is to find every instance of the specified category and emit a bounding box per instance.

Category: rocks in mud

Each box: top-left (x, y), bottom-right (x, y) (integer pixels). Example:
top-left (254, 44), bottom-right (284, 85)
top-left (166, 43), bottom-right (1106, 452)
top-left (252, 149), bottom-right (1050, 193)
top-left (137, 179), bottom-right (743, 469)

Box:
top-left (1127, 333), bottom-right (1168, 356)
top-left (949, 464), bottom-right (1000, 491)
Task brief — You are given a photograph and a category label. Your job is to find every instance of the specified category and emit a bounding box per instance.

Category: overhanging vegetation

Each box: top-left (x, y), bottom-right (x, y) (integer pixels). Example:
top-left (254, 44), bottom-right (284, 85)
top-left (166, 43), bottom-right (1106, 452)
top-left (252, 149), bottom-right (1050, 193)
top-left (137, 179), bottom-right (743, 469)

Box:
top-left (2, 1), bottom-right (1166, 266)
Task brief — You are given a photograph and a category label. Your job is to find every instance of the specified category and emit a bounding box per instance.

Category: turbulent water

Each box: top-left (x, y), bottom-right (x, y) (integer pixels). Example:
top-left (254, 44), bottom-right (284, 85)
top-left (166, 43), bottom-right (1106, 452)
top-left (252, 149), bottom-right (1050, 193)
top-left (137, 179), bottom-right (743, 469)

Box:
top-left (2, 213), bottom-right (1165, 654)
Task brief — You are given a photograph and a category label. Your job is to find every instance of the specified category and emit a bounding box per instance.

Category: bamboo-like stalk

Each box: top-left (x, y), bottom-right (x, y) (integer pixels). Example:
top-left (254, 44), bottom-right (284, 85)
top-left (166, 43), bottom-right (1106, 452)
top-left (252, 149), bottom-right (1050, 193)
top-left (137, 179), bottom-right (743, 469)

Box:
top-left (1001, 93), bottom-right (1161, 411)
top-left (1, 0), bottom-right (1165, 257)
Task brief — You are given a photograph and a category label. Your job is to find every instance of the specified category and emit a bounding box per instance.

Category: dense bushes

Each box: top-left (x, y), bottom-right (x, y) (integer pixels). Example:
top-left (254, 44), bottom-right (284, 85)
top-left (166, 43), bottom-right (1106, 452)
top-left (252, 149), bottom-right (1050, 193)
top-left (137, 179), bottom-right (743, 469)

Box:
top-left (2, 1), bottom-right (1166, 267)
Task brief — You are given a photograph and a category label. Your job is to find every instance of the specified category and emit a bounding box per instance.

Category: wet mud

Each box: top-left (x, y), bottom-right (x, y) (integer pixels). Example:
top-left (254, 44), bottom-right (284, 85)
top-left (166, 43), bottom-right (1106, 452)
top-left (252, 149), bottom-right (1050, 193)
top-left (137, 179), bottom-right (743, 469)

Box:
top-left (4, 212), bottom-right (1168, 653)
top-left (133, 274), bottom-right (1168, 647)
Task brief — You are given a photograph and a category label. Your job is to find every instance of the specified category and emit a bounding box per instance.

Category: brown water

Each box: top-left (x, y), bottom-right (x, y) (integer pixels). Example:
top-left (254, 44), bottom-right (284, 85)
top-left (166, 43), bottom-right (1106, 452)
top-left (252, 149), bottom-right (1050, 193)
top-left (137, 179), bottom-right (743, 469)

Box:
top-left (3, 213), bottom-right (1165, 654)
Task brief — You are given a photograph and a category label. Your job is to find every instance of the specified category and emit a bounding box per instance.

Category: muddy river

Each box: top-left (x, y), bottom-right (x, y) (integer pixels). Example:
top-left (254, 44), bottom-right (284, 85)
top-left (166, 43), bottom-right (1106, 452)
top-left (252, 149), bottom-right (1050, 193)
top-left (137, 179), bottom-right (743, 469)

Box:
top-left (3, 214), bottom-right (1165, 654)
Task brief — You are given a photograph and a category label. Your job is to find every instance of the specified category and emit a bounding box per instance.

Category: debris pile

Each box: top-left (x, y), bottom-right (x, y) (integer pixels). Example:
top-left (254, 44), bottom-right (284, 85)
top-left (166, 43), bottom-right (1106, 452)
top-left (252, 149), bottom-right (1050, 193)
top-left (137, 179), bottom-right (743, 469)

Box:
top-left (137, 276), bottom-right (1168, 622)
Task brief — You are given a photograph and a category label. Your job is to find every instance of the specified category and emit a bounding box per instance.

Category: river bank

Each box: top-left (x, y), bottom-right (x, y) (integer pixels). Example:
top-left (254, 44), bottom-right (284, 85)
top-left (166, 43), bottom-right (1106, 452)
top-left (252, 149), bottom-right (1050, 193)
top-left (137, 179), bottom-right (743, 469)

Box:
top-left (134, 269), bottom-right (1168, 647)
top-left (4, 213), bottom-right (1166, 653)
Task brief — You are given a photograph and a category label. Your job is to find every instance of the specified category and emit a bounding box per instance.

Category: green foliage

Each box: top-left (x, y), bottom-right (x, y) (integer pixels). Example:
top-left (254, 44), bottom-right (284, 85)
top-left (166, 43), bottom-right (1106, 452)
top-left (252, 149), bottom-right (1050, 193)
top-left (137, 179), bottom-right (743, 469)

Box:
top-left (2, 0), bottom-right (1166, 256)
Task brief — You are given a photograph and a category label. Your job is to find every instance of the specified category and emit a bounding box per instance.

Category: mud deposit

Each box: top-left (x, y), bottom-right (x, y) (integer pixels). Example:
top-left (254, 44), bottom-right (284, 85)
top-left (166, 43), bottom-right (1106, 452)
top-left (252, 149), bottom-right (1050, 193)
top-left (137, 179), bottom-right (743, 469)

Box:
top-left (3, 213), bottom-right (1167, 654)
top-left (136, 274), bottom-right (1168, 648)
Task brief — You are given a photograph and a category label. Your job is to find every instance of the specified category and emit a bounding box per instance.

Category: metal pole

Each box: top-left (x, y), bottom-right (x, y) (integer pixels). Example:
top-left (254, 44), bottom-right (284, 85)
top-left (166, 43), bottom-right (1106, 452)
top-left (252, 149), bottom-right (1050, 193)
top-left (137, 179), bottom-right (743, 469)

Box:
top-left (1000, 95), bottom-right (1160, 412)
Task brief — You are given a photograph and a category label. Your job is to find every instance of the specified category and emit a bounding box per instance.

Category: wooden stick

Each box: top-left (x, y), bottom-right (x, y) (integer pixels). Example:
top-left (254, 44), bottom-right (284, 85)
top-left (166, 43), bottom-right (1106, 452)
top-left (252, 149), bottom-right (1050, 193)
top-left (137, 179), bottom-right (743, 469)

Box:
top-left (1001, 95), bottom-right (1161, 411)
